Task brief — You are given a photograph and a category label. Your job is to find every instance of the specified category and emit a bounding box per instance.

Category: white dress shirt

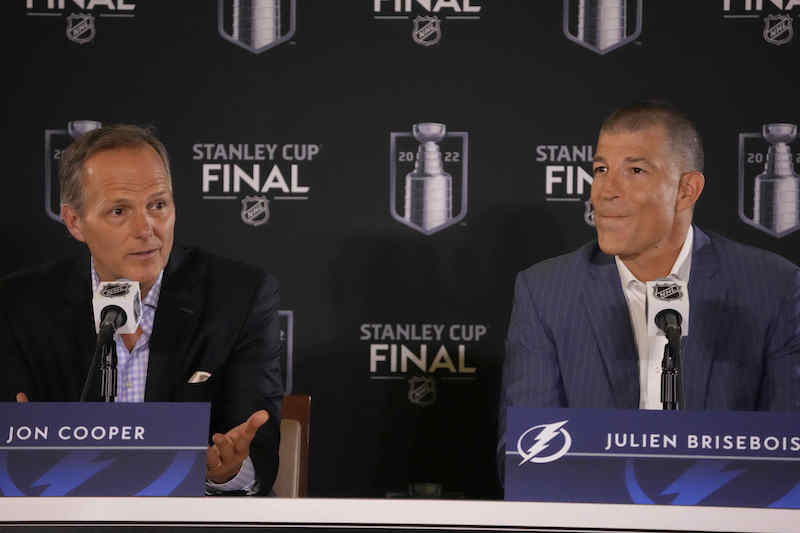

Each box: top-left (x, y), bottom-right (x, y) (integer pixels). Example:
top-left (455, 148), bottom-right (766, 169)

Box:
top-left (614, 226), bottom-right (693, 409)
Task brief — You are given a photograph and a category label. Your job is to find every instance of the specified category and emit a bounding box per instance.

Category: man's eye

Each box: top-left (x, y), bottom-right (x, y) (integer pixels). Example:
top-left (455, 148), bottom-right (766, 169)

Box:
top-left (110, 207), bottom-right (124, 216)
top-left (632, 167), bottom-right (644, 174)
top-left (593, 166), bottom-right (606, 175)
top-left (152, 201), bottom-right (165, 209)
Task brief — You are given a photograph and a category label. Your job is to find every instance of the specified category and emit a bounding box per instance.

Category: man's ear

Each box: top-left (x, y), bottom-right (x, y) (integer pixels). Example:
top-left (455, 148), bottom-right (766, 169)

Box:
top-left (677, 171), bottom-right (705, 212)
top-left (61, 204), bottom-right (86, 243)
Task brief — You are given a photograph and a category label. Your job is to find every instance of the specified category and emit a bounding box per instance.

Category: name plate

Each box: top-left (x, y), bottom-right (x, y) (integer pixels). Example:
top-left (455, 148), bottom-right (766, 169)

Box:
top-left (0, 403), bottom-right (209, 497)
top-left (505, 407), bottom-right (800, 509)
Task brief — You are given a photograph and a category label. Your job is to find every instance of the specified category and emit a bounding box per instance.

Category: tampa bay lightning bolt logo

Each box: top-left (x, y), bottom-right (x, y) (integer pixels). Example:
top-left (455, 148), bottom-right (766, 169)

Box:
top-left (516, 420), bottom-right (572, 465)
top-left (624, 459), bottom-right (800, 508)
top-left (0, 450), bottom-right (199, 496)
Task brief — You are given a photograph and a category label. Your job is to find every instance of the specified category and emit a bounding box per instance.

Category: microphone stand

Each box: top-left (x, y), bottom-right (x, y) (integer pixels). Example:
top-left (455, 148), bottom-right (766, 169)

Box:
top-left (660, 333), bottom-right (683, 410)
top-left (98, 336), bottom-right (118, 403)
top-left (80, 324), bottom-right (118, 402)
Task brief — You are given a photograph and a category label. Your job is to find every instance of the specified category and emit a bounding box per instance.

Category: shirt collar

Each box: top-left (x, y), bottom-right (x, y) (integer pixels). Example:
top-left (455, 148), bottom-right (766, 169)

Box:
top-left (90, 258), bottom-right (164, 309)
top-left (614, 225), bottom-right (694, 288)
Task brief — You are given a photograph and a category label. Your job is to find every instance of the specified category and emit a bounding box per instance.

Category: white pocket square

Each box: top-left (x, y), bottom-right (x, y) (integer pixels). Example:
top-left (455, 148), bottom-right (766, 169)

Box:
top-left (188, 371), bottom-right (211, 384)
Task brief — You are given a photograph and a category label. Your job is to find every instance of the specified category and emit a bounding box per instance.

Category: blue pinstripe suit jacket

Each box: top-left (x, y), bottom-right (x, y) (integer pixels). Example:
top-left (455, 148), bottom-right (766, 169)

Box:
top-left (499, 226), bottom-right (800, 457)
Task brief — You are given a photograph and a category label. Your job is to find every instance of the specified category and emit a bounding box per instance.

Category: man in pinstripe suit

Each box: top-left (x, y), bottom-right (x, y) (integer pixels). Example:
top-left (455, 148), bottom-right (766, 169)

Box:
top-left (499, 102), bottom-right (800, 471)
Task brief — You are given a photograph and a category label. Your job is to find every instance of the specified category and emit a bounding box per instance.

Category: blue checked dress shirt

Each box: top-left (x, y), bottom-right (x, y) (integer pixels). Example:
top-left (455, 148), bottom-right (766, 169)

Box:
top-left (90, 260), bottom-right (258, 494)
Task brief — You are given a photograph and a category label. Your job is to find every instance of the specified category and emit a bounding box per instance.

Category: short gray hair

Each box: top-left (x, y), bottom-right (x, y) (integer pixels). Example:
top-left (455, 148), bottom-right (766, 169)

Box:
top-left (59, 124), bottom-right (172, 215)
top-left (599, 101), bottom-right (704, 173)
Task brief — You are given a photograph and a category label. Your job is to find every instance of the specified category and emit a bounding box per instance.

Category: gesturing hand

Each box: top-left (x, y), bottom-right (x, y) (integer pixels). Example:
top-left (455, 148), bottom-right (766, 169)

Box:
top-left (206, 410), bottom-right (268, 484)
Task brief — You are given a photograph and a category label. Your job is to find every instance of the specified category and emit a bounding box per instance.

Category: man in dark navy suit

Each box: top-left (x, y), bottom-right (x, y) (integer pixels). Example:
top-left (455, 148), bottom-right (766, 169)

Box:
top-left (0, 125), bottom-right (282, 495)
top-left (499, 102), bottom-right (800, 469)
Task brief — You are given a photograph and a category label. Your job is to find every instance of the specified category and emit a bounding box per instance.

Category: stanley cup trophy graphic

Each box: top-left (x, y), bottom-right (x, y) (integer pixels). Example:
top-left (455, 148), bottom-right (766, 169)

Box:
top-left (44, 120), bottom-right (102, 222)
top-left (404, 123), bottom-right (452, 233)
top-left (563, 0), bottom-right (642, 55)
top-left (231, 0), bottom-right (279, 49)
top-left (218, 0), bottom-right (296, 54)
top-left (577, 0), bottom-right (625, 51)
top-left (753, 124), bottom-right (800, 235)
top-left (390, 122), bottom-right (468, 235)
top-left (68, 120), bottom-right (101, 140)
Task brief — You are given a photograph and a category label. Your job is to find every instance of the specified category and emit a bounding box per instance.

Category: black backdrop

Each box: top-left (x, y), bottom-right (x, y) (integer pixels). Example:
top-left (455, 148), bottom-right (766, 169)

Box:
top-left (6, 0), bottom-right (800, 499)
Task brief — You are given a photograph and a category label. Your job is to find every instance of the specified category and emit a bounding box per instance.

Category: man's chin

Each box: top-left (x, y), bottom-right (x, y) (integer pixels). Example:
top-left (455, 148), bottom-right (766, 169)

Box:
top-left (117, 266), bottom-right (161, 287)
top-left (596, 235), bottom-right (626, 257)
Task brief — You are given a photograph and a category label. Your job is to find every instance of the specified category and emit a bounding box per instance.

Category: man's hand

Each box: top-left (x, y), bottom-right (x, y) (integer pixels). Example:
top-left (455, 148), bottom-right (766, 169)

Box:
top-left (206, 410), bottom-right (268, 484)
top-left (16, 393), bottom-right (28, 403)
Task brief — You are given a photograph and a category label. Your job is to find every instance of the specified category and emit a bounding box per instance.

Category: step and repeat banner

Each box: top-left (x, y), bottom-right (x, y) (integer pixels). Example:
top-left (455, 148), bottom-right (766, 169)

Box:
top-left (5, 0), bottom-right (800, 499)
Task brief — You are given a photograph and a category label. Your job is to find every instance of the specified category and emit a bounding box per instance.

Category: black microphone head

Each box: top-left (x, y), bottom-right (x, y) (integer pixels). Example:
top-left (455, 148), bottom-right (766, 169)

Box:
top-left (655, 309), bottom-right (682, 331)
top-left (100, 305), bottom-right (127, 329)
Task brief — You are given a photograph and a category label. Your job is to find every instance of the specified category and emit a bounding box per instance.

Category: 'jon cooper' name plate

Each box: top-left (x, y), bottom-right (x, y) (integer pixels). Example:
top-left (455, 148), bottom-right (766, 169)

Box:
top-left (0, 402), bottom-right (209, 497)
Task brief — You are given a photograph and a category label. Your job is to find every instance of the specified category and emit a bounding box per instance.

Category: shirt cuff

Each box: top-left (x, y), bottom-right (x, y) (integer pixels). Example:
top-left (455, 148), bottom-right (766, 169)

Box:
top-left (205, 456), bottom-right (260, 495)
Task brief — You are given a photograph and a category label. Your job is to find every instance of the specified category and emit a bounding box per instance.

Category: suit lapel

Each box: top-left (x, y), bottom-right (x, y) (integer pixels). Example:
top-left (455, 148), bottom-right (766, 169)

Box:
top-left (145, 247), bottom-right (204, 401)
top-left (683, 226), bottom-right (723, 409)
top-left (61, 254), bottom-right (98, 400)
top-left (582, 248), bottom-right (640, 408)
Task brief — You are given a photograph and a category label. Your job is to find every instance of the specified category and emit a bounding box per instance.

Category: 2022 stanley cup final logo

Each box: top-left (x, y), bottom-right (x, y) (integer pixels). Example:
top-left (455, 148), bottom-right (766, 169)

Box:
top-left (723, 1), bottom-right (798, 46)
top-left (739, 123), bottom-right (800, 238)
top-left (44, 120), bottom-right (102, 223)
top-left (563, 0), bottom-right (643, 55)
top-left (372, 0), bottom-right (483, 47)
top-left (536, 142), bottom-right (596, 228)
top-left (194, 140), bottom-right (320, 226)
top-left (25, 1), bottom-right (137, 45)
top-left (390, 123), bottom-right (468, 236)
top-left (218, 0), bottom-right (296, 54)
top-left (364, 322), bottom-right (486, 407)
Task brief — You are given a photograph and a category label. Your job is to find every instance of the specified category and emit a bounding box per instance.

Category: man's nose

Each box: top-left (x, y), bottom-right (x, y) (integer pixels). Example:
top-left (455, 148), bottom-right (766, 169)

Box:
top-left (595, 169), bottom-right (623, 201)
top-left (132, 210), bottom-right (154, 238)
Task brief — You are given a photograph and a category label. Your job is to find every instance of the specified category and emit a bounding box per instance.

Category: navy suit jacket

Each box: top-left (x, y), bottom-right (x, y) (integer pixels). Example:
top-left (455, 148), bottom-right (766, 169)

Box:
top-left (0, 246), bottom-right (283, 494)
top-left (499, 227), bottom-right (800, 461)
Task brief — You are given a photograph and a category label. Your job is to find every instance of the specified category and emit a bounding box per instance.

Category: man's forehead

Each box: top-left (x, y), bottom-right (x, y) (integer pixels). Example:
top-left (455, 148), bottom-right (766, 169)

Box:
top-left (83, 146), bottom-right (171, 197)
top-left (87, 143), bottom-right (162, 163)
top-left (595, 125), bottom-right (670, 156)
top-left (598, 123), bottom-right (668, 142)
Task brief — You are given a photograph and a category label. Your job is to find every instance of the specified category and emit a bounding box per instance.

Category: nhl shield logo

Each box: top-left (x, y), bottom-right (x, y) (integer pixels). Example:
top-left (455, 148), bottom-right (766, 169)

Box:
top-left (563, 0), bottom-right (643, 55)
top-left (65, 13), bottom-right (96, 44)
top-left (389, 123), bottom-right (469, 236)
top-left (218, 0), bottom-right (296, 54)
top-left (412, 16), bottom-right (441, 47)
top-left (408, 376), bottom-right (437, 407)
top-left (44, 120), bottom-right (102, 223)
top-left (241, 195), bottom-right (270, 226)
top-left (763, 15), bottom-right (793, 46)
top-left (738, 123), bottom-right (800, 238)
top-left (652, 283), bottom-right (682, 301)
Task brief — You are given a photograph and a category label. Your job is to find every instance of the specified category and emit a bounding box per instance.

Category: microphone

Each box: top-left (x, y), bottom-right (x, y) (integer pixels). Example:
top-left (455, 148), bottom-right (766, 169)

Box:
top-left (646, 278), bottom-right (689, 341)
top-left (655, 309), bottom-right (682, 344)
top-left (97, 305), bottom-right (126, 345)
top-left (81, 280), bottom-right (142, 402)
top-left (92, 280), bottom-right (142, 338)
top-left (645, 277), bottom-right (689, 411)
